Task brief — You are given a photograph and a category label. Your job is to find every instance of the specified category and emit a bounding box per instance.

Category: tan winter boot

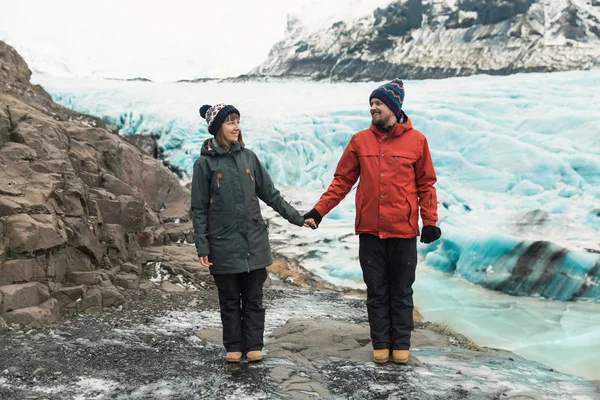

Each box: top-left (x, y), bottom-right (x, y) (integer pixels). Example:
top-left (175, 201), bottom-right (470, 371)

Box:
top-left (226, 352), bottom-right (243, 363)
top-left (392, 350), bottom-right (409, 364)
top-left (373, 349), bottom-right (390, 364)
top-left (246, 350), bottom-right (263, 362)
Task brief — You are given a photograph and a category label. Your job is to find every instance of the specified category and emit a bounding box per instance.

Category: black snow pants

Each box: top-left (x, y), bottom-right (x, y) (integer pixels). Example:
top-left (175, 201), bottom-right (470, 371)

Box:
top-left (359, 234), bottom-right (417, 350)
top-left (213, 268), bottom-right (268, 353)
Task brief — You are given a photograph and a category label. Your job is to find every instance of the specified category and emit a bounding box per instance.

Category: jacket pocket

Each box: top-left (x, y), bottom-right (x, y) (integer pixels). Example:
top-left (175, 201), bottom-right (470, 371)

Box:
top-left (355, 187), bottom-right (363, 230)
top-left (390, 152), bottom-right (418, 164)
top-left (249, 216), bottom-right (270, 262)
top-left (406, 195), bottom-right (419, 233)
top-left (207, 211), bottom-right (235, 238)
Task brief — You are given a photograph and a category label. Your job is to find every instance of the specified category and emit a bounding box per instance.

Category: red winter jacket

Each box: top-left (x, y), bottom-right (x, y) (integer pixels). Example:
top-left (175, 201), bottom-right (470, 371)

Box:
top-left (314, 115), bottom-right (438, 239)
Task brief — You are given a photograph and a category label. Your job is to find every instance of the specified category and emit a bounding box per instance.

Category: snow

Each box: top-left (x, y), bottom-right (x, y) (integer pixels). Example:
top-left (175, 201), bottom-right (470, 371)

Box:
top-left (286, 0), bottom-right (396, 32)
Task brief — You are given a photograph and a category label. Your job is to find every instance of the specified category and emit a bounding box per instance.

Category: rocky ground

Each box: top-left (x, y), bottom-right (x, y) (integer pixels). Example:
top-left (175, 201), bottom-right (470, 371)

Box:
top-left (1, 248), bottom-right (599, 400)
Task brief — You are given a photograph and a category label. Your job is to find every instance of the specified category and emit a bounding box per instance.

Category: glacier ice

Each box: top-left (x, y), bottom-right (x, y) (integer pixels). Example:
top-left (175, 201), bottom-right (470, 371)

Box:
top-left (35, 71), bottom-right (600, 301)
top-left (34, 71), bottom-right (600, 379)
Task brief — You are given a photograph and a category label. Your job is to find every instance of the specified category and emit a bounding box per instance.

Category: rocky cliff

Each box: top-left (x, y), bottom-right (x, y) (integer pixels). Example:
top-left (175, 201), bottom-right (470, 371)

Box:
top-left (0, 40), bottom-right (196, 327)
top-left (249, 0), bottom-right (600, 81)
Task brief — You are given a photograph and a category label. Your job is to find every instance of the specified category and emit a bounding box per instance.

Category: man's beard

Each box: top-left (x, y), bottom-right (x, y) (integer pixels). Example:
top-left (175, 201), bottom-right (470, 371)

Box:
top-left (372, 113), bottom-right (391, 129)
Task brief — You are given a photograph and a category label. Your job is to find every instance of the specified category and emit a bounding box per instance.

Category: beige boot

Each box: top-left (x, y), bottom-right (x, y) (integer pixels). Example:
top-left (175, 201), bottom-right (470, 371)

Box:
top-left (373, 349), bottom-right (390, 364)
top-left (246, 350), bottom-right (263, 362)
top-left (226, 351), bottom-right (243, 363)
top-left (392, 350), bottom-right (409, 364)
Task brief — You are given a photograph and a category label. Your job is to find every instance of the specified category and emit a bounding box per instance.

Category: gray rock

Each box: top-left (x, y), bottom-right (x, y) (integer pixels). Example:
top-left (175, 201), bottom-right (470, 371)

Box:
top-left (101, 286), bottom-right (125, 308)
top-left (161, 281), bottom-right (185, 292)
top-left (123, 134), bottom-right (158, 158)
top-left (66, 272), bottom-right (102, 286)
top-left (0, 40), bottom-right (193, 322)
top-left (0, 196), bottom-right (22, 217)
top-left (114, 273), bottom-right (140, 290)
top-left (50, 286), bottom-right (85, 309)
top-left (102, 174), bottom-right (141, 199)
top-left (120, 263), bottom-right (139, 274)
top-left (0, 282), bottom-right (50, 313)
top-left (118, 195), bottom-right (146, 233)
top-left (7, 213), bottom-right (66, 254)
top-left (0, 258), bottom-right (45, 285)
top-left (81, 287), bottom-right (102, 311)
top-left (63, 217), bottom-right (102, 262)
top-left (3, 298), bottom-right (59, 327)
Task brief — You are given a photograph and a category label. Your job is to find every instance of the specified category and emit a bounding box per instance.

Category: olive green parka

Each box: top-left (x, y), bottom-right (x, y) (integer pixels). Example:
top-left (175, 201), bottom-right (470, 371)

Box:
top-left (191, 138), bottom-right (304, 275)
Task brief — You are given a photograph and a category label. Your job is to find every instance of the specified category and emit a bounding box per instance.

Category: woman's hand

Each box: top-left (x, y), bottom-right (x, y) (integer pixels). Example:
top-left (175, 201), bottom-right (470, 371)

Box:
top-left (304, 218), bottom-right (317, 229)
top-left (199, 256), bottom-right (213, 268)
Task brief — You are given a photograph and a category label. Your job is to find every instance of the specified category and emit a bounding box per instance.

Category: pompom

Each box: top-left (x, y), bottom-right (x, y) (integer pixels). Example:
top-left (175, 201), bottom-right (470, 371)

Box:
top-left (199, 104), bottom-right (211, 119)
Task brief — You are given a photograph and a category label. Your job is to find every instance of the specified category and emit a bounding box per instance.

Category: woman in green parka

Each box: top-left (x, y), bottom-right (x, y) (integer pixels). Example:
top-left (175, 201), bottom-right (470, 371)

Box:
top-left (192, 103), bottom-right (316, 363)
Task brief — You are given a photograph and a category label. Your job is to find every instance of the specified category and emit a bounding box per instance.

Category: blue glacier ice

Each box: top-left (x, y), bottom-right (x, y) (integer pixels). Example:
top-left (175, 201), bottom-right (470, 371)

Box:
top-left (421, 230), bottom-right (600, 301)
top-left (34, 71), bottom-right (600, 380)
top-left (37, 71), bottom-right (600, 302)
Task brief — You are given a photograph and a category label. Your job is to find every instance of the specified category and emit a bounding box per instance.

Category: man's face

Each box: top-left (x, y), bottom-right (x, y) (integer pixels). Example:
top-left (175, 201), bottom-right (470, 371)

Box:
top-left (370, 98), bottom-right (396, 128)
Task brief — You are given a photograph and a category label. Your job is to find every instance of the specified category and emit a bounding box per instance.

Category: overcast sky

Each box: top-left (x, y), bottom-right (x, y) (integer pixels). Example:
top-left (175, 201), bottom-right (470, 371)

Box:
top-left (0, 0), bottom-right (394, 81)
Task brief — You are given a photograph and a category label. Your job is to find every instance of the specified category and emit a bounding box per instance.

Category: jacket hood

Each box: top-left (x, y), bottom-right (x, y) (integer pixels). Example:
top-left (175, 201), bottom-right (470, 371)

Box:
top-left (200, 138), bottom-right (244, 156)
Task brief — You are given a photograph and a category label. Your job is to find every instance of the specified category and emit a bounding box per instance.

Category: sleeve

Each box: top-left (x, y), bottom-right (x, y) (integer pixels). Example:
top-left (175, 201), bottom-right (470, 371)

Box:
top-left (254, 154), bottom-right (304, 227)
top-left (414, 137), bottom-right (438, 226)
top-left (314, 137), bottom-right (360, 217)
top-left (191, 159), bottom-right (211, 256)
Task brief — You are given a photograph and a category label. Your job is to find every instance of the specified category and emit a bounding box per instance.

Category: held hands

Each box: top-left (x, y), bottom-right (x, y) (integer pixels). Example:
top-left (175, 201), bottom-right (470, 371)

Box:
top-left (303, 208), bottom-right (323, 230)
top-left (420, 225), bottom-right (441, 244)
top-left (304, 218), bottom-right (317, 229)
top-left (199, 255), bottom-right (213, 268)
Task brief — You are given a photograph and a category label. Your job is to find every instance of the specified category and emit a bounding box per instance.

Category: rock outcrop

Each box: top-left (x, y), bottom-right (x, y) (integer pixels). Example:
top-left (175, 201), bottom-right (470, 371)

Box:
top-left (249, 0), bottom-right (600, 81)
top-left (0, 40), bottom-right (192, 327)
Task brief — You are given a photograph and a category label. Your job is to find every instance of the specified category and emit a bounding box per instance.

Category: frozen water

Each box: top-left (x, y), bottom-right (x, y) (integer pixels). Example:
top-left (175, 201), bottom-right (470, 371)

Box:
top-left (34, 71), bottom-right (600, 379)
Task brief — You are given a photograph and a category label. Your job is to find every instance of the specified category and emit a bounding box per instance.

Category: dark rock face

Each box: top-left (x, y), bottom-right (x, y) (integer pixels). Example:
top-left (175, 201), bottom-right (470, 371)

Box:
top-left (122, 134), bottom-right (158, 158)
top-left (458, 0), bottom-right (535, 25)
top-left (249, 0), bottom-right (600, 81)
top-left (0, 40), bottom-right (192, 327)
top-left (374, 0), bottom-right (424, 37)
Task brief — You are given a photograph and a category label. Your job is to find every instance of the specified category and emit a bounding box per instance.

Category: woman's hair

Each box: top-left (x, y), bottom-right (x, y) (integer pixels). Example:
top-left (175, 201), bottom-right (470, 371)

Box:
top-left (215, 113), bottom-right (244, 147)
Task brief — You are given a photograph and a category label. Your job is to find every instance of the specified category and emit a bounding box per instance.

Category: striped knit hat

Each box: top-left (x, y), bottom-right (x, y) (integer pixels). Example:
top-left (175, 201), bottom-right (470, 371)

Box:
top-left (199, 103), bottom-right (240, 135)
top-left (369, 79), bottom-right (405, 120)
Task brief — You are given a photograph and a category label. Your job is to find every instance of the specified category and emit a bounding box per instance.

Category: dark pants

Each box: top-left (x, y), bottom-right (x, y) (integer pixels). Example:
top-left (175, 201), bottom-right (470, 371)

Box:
top-left (359, 234), bottom-right (417, 350)
top-left (213, 268), bottom-right (268, 353)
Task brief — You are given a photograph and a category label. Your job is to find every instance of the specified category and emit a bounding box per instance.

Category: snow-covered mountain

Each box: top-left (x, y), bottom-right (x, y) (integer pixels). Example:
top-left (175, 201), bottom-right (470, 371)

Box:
top-left (250, 0), bottom-right (600, 81)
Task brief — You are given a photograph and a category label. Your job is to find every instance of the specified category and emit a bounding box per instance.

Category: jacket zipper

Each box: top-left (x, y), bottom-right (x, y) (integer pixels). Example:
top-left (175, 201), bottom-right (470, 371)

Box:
top-left (217, 172), bottom-right (222, 188)
top-left (429, 193), bottom-right (432, 206)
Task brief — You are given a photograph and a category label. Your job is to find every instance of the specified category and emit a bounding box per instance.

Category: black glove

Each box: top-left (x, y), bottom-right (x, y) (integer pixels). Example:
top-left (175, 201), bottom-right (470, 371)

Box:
top-left (420, 225), bottom-right (441, 244)
top-left (303, 208), bottom-right (323, 227)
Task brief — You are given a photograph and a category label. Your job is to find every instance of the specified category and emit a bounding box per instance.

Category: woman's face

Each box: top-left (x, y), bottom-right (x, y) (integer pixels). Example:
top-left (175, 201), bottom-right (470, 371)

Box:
top-left (221, 115), bottom-right (241, 145)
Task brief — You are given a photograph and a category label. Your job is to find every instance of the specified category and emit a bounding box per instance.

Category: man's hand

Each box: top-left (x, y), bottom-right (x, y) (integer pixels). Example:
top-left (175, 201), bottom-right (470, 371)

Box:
top-left (303, 208), bottom-right (323, 227)
top-left (420, 225), bottom-right (441, 244)
top-left (304, 218), bottom-right (317, 229)
top-left (199, 256), bottom-right (213, 268)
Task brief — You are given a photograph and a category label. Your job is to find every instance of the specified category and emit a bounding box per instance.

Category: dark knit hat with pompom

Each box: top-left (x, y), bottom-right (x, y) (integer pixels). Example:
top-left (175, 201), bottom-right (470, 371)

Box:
top-left (369, 79), bottom-right (405, 120)
top-left (199, 103), bottom-right (240, 135)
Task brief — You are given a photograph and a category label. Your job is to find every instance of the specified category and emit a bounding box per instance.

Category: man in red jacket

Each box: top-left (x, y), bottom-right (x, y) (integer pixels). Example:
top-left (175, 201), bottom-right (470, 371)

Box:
top-left (304, 79), bottom-right (441, 364)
